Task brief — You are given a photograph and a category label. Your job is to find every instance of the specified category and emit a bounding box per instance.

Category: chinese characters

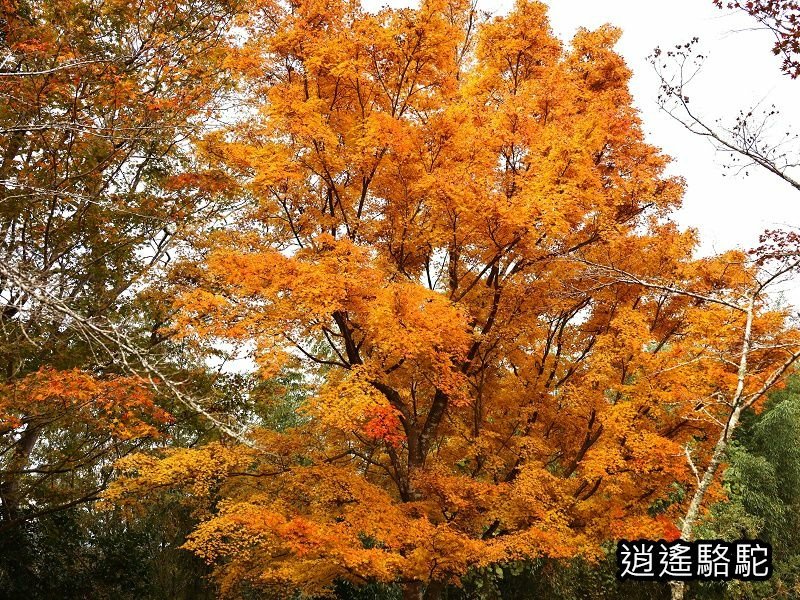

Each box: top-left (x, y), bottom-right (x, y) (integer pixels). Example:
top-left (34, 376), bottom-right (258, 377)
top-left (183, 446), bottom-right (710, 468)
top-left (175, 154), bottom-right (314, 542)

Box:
top-left (617, 540), bottom-right (771, 581)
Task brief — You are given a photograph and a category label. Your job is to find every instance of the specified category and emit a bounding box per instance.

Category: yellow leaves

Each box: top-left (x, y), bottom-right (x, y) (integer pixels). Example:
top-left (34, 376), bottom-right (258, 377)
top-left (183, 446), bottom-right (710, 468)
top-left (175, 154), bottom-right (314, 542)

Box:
top-left (307, 365), bottom-right (392, 434)
top-left (477, 1), bottom-right (562, 85)
top-left (585, 305), bottom-right (651, 386)
top-left (222, 42), bottom-right (267, 78)
top-left (414, 464), bottom-right (502, 523)
top-left (251, 141), bottom-right (306, 190)
top-left (506, 464), bottom-right (573, 527)
top-left (177, 465), bottom-right (419, 593)
top-left (609, 514), bottom-right (682, 543)
top-left (105, 442), bottom-right (251, 505)
top-left (364, 282), bottom-right (470, 367)
top-left (175, 236), bottom-right (380, 340)
top-left (499, 527), bottom-right (593, 563)
top-left (566, 25), bottom-right (629, 94)
top-left (183, 500), bottom-right (294, 566)
top-left (402, 523), bottom-right (487, 581)
top-left (173, 288), bottom-right (232, 339)
top-left (270, 93), bottom-right (342, 151)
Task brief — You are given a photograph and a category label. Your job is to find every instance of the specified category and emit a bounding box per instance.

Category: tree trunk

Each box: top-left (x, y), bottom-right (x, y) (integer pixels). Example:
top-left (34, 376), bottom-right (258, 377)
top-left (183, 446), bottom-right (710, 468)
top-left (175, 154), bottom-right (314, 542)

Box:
top-left (402, 581), bottom-right (444, 600)
top-left (670, 581), bottom-right (686, 600)
top-left (402, 582), bottom-right (423, 600)
top-left (669, 297), bottom-right (755, 600)
top-left (0, 420), bottom-right (41, 523)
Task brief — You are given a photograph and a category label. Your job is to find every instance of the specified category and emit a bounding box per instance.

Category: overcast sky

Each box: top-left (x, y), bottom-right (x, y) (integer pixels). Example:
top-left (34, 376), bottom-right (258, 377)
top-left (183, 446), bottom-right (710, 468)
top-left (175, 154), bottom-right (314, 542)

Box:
top-left (364, 0), bottom-right (800, 305)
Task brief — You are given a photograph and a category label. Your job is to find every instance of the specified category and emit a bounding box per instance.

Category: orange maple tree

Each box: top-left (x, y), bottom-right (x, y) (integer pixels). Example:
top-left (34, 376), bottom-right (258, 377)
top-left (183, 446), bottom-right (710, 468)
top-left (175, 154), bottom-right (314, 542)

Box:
top-left (107, 0), bottom-right (800, 598)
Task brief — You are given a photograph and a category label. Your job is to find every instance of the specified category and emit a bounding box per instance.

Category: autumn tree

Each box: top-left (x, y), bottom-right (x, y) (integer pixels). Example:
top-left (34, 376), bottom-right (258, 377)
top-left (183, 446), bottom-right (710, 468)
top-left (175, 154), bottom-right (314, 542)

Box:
top-left (107, 0), bottom-right (800, 598)
top-left (0, 0), bottom-right (251, 580)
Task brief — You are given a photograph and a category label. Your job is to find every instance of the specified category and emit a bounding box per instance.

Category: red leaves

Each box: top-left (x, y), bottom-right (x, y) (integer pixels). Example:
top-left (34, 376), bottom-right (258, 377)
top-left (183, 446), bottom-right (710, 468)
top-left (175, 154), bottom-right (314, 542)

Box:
top-left (362, 405), bottom-right (405, 447)
top-left (658, 516), bottom-right (682, 542)
top-left (1, 368), bottom-right (172, 440)
top-left (715, 0), bottom-right (800, 77)
top-left (751, 228), bottom-right (800, 266)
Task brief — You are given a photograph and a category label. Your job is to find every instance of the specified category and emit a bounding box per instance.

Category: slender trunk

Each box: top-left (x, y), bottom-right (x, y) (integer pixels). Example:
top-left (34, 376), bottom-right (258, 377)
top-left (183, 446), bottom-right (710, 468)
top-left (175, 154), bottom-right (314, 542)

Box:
top-left (670, 296), bottom-right (755, 600)
top-left (402, 582), bottom-right (423, 600)
top-left (424, 581), bottom-right (444, 599)
top-left (670, 581), bottom-right (686, 600)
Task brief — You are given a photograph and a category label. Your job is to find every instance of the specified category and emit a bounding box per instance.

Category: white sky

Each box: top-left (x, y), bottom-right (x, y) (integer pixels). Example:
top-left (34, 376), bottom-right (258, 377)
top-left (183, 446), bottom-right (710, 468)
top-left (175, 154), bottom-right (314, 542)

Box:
top-left (364, 0), bottom-right (800, 306)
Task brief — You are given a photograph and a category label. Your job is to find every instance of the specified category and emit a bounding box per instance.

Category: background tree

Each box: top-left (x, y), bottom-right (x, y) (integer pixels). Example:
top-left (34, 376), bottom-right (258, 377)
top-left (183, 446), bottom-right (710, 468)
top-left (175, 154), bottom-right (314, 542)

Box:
top-left (0, 0), bottom-right (254, 591)
top-left (713, 0), bottom-right (800, 79)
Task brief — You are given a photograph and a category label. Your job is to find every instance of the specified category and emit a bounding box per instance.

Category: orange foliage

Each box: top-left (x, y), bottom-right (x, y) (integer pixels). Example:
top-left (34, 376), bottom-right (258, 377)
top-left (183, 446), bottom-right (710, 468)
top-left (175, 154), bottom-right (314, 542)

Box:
top-left (0, 368), bottom-right (171, 440)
